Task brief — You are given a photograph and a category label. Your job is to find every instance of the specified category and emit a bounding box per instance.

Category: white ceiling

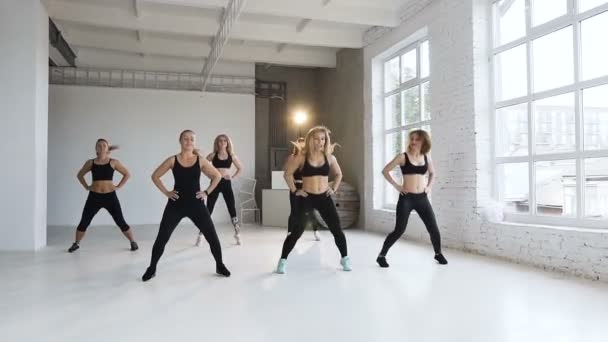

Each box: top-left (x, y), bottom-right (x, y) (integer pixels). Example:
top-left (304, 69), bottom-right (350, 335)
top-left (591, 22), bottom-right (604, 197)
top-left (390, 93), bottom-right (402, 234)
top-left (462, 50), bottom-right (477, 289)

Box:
top-left (45, 0), bottom-right (412, 73)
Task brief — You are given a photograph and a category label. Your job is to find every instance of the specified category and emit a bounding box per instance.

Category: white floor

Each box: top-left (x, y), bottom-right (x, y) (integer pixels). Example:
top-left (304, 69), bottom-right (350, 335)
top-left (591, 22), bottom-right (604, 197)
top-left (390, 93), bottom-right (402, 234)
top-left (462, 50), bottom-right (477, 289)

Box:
top-left (1, 225), bottom-right (607, 342)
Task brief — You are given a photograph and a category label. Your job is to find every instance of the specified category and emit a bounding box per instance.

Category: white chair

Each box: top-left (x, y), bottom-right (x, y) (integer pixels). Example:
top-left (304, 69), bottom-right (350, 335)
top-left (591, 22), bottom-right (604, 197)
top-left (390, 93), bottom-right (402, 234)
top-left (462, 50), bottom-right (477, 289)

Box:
top-left (238, 177), bottom-right (260, 224)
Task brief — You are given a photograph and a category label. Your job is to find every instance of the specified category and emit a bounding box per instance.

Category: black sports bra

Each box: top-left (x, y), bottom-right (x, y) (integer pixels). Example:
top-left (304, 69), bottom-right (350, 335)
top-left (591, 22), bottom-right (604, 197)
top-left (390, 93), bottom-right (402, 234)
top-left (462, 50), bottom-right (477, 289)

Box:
top-left (400, 153), bottom-right (428, 175)
top-left (300, 155), bottom-right (330, 177)
top-left (293, 167), bottom-right (303, 181)
top-left (212, 153), bottom-right (232, 169)
top-left (91, 159), bottom-right (114, 181)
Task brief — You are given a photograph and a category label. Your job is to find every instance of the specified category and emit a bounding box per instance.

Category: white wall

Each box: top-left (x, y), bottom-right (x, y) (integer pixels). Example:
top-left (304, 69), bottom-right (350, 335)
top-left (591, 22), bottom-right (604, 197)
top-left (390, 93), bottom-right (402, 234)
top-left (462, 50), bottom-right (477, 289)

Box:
top-left (0, 0), bottom-right (48, 251)
top-left (363, 0), bottom-right (608, 281)
top-left (48, 85), bottom-right (255, 227)
top-left (35, 0), bottom-right (50, 249)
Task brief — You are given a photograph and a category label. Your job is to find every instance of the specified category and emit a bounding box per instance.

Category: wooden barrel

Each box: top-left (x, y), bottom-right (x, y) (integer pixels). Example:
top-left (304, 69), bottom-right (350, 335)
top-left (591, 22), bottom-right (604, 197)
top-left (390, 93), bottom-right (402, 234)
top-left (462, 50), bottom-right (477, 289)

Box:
top-left (313, 181), bottom-right (360, 229)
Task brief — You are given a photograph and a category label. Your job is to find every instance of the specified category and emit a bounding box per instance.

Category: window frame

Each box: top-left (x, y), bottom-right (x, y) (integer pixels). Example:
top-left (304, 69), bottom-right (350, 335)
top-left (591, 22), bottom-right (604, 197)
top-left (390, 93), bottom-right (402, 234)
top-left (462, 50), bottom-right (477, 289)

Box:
top-left (381, 38), bottom-right (431, 210)
top-left (491, 0), bottom-right (608, 228)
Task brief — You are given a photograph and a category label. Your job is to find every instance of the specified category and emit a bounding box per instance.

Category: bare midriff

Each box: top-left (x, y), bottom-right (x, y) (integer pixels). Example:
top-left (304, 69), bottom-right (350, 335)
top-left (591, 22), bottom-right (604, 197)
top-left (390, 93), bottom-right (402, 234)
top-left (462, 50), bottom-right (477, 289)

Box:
top-left (302, 176), bottom-right (330, 195)
top-left (217, 168), bottom-right (231, 178)
top-left (400, 174), bottom-right (426, 194)
top-left (90, 180), bottom-right (115, 194)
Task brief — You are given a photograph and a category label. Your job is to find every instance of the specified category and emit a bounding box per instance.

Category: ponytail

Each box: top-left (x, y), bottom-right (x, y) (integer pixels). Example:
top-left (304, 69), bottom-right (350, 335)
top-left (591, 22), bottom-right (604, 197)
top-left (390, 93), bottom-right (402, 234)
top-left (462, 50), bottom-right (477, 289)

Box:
top-left (96, 138), bottom-right (118, 155)
top-left (290, 140), bottom-right (302, 156)
top-left (290, 137), bottom-right (305, 156)
top-left (327, 143), bottom-right (340, 155)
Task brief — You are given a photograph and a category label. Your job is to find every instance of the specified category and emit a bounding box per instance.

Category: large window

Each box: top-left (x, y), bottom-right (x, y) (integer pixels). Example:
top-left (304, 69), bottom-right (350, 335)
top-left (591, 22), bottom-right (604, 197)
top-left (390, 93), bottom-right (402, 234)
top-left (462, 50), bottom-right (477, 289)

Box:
top-left (492, 0), bottom-right (608, 227)
top-left (381, 39), bottom-right (430, 209)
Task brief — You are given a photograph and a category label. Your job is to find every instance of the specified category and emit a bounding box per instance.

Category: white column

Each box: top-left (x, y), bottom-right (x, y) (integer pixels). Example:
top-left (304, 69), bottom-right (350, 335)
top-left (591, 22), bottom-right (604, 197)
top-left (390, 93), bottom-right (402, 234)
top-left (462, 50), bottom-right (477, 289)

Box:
top-left (0, 0), bottom-right (49, 250)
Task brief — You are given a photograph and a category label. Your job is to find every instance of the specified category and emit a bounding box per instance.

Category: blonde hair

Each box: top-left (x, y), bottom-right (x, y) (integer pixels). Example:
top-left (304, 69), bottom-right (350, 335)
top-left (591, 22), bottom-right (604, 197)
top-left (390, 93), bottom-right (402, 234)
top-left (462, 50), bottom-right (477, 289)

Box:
top-left (178, 129), bottom-right (200, 156)
top-left (213, 134), bottom-right (234, 156)
top-left (408, 129), bottom-right (432, 155)
top-left (302, 126), bottom-right (339, 158)
top-left (290, 137), bottom-right (305, 156)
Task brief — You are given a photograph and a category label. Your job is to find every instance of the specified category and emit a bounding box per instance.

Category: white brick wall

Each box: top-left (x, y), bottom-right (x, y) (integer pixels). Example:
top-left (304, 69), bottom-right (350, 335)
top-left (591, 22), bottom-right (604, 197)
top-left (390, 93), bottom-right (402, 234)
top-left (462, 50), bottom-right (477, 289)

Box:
top-left (363, 0), bottom-right (608, 282)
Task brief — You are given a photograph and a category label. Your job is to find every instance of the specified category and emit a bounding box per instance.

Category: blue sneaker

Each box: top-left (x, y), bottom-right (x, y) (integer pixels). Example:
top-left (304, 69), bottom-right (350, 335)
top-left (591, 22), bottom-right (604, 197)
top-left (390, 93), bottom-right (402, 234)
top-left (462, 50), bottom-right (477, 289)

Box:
top-left (340, 256), bottom-right (352, 271)
top-left (276, 259), bottom-right (287, 274)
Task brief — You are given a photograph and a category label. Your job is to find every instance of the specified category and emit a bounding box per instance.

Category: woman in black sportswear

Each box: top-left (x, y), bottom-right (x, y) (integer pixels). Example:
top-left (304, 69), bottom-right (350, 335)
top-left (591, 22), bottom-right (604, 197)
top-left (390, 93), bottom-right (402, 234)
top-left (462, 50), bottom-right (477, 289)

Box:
top-left (68, 138), bottom-right (138, 253)
top-left (142, 130), bottom-right (230, 282)
top-left (277, 126), bottom-right (350, 274)
top-left (195, 134), bottom-right (244, 246)
top-left (284, 137), bottom-right (321, 241)
top-left (376, 129), bottom-right (447, 268)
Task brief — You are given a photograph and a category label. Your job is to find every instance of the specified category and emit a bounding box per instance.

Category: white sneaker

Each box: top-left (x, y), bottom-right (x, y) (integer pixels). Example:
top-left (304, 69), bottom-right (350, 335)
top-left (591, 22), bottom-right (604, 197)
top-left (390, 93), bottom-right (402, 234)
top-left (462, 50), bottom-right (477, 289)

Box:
top-left (340, 256), bottom-right (352, 272)
top-left (195, 233), bottom-right (203, 247)
top-left (276, 258), bottom-right (287, 274)
top-left (313, 230), bottom-right (321, 241)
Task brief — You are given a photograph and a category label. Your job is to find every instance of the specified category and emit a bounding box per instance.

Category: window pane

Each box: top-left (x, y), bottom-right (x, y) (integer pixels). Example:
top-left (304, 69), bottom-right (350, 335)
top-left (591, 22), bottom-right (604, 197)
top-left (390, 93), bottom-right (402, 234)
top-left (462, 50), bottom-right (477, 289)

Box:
top-left (581, 11), bottom-right (608, 81)
top-left (384, 57), bottom-right (399, 92)
top-left (533, 26), bottom-right (574, 93)
top-left (495, 44), bottom-right (527, 101)
top-left (583, 84), bottom-right (608, 150)
top-left (421, 81), bottom-right (431, 121)
top-left (384, 93), bottom-right (402, 129)
top-left (496, 103), bottom-right (529, 157)
top-left (584, 157), bottom-right (608, 219)
top-left (385, 131), bottom-right (405, 165)
top-left (533, 93), bottom-right (575, 154)
top-left (421, 41), bottom-right (430, 79)
top-left (494, 0), bottom-right (526, 46)
top-left (384, 132), bottom-right (405, 206)
top-left (384, 181), bottom-right (400, 208)
top-left (401, 49), bottom-right (417, 83)
top-left (532, 0), bottom-right (568, 26)
top-left (580, 0), bottom-right (608, 12)
top-left (497, 163), bottom-right (529, 213)
top-left (402, 86), bottom-right (420, 125)
top-left (535, 160), bottom-right (576, 217)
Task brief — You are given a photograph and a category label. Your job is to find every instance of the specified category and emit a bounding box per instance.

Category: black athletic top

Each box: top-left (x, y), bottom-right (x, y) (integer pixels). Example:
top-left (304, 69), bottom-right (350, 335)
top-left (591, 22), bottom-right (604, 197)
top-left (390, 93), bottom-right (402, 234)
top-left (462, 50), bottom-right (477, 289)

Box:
top-left (300, 155), bottom-right (330, 177)
top-left (294, 167), bottom-right (303, 181)
top-left (91, 160), bottom-right (114, 181)
top-left (212, 153), bottom-right (232, 169)
top-left (400, 153), bottom-right (428, 175)
top-left (173, 155), bottom-right (201, 196)
top-left (293, 168), bottom-right (303, 190)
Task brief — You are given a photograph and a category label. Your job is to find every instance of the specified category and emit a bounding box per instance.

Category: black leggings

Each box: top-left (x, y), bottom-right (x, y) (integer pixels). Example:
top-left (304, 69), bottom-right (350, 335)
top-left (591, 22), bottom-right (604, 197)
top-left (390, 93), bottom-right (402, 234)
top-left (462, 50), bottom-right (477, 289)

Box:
top-left (380, 192), bottom-right (442, 256)
top-left (149, 199), bottom-right (223, 270)
top-left (288, 191), bottom-right (318, 232)
top-left (281, 193), bottom-right (347, 259)
top-left (206, 179), bottom-right (237, 219)
top-left (77, 191), bottom-right (129, 232)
